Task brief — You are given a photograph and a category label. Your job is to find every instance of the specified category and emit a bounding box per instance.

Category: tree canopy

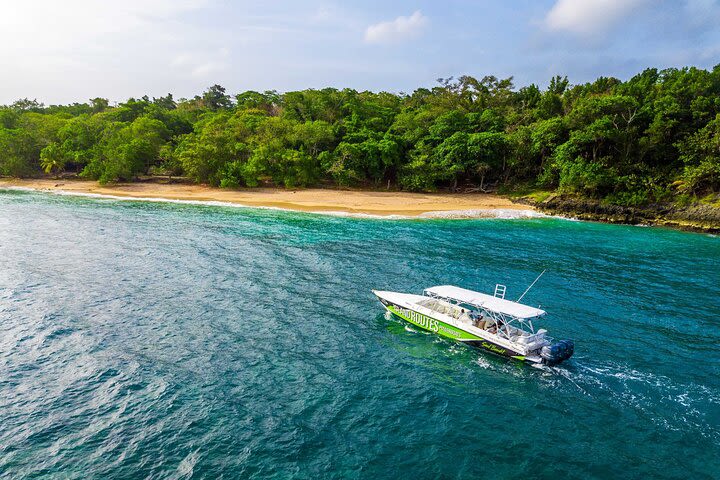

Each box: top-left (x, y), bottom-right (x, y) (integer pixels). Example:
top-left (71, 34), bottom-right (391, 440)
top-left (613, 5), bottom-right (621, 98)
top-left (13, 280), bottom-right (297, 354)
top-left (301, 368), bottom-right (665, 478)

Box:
top-left (2, 67), bottom-right (720, 205)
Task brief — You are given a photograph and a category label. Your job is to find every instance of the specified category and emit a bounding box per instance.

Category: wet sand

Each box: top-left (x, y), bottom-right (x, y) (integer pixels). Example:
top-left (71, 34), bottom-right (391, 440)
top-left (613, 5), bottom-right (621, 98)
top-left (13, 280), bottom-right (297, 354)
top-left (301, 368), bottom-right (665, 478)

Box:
top-left (0, 179), bottom-right (534, 217)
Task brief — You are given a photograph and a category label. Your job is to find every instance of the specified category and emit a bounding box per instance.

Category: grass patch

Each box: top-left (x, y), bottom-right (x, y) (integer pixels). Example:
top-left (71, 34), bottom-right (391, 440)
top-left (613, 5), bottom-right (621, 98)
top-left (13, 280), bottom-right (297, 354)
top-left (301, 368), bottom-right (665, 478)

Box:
top-left (524, 190), bottom-right (553, 203)
top-left (498, 182), bottom-right (554, 202)
top-left (699, 193), bottom-right (720, 207)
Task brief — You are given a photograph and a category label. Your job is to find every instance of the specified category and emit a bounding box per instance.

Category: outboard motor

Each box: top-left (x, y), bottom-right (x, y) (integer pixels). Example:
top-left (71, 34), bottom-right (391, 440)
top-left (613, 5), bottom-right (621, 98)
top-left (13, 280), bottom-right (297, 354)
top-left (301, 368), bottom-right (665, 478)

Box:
top-left (541, 340), bottom-right (574, 365)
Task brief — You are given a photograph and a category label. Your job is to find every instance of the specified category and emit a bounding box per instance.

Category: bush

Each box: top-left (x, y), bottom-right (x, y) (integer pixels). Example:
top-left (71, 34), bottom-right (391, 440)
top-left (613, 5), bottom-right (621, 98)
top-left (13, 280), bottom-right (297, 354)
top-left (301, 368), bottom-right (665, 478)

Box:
top-left (558, 157), bottom-right (616, 196)
top-left (682, 159), bottom-right (720, 194)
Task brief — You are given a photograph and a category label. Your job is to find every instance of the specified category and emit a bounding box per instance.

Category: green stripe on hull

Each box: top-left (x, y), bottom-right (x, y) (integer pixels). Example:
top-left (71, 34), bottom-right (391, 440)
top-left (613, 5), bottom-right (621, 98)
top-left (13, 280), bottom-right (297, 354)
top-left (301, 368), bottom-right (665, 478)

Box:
top-left (385, 302), bottom-right (536, 364)
top-left (387, 304), bottom-right (481, 341)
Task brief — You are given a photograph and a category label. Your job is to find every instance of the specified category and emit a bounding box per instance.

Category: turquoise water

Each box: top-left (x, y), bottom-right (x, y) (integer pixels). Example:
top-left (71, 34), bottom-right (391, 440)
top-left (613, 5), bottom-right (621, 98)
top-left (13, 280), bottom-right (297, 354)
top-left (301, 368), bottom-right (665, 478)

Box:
top-left (0, 189), bottom-right (719, 479)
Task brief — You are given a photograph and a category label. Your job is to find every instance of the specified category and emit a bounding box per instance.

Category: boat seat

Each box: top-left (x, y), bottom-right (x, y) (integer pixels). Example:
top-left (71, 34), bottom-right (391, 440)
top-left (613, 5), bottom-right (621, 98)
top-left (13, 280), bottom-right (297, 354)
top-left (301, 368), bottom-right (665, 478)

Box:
top-left (525, 340), bottom-right (546, 351)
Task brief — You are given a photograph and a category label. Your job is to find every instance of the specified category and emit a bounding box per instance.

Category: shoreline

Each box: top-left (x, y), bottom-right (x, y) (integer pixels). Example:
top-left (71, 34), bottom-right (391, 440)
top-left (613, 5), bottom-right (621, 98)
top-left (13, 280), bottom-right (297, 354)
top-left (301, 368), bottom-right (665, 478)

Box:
top-left (518, 194), bottom-right (720, 234)
top-left (1, 178), bottom-right (718, 233)
top-left (0, 178), bottom-right (538, 219)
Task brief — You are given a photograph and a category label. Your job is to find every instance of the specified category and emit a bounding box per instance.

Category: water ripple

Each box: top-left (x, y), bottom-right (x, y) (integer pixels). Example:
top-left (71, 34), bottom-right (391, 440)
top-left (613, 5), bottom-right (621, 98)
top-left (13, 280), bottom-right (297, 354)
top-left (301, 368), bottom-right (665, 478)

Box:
top-left (0, 190), bottom-right (719, 479)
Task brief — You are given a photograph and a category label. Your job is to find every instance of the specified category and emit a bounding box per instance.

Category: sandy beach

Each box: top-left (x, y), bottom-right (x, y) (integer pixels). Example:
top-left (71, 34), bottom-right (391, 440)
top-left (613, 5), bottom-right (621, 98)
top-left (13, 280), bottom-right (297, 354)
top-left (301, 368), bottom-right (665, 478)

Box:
top-left (0, 178), bottom-right (534, 217)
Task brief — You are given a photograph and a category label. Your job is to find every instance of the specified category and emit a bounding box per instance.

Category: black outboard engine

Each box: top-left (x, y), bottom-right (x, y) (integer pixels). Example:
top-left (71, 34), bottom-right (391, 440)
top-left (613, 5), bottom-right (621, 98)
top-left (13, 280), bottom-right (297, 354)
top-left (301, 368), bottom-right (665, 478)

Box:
top-left (541, 340), bottom-right (574, 365)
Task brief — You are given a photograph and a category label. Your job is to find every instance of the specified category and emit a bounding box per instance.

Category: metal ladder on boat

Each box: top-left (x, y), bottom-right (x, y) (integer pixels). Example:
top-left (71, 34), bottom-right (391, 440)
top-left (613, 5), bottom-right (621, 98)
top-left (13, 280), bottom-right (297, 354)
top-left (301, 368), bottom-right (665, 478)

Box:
top-left (494, 284), bottom-right (506, 299)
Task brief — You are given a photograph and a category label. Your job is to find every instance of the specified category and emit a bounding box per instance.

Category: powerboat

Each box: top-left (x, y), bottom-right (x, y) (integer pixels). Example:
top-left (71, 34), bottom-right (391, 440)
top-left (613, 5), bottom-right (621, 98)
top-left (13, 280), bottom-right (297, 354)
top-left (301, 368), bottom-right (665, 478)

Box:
top-left (372, 284), bottom-right (574, 366)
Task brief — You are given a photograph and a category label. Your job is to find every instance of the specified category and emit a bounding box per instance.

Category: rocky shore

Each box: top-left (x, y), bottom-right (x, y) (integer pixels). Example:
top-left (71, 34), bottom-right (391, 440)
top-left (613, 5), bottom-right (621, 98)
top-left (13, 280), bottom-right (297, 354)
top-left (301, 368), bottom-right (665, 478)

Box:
top-left (523, 194), bottom-right (720, 233)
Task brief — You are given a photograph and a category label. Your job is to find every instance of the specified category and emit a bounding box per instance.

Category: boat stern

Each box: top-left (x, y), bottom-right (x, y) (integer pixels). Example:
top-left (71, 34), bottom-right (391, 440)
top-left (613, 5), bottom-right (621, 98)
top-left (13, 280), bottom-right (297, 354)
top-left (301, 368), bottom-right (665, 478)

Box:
top-left (540, 339), bottom-right (575, 365)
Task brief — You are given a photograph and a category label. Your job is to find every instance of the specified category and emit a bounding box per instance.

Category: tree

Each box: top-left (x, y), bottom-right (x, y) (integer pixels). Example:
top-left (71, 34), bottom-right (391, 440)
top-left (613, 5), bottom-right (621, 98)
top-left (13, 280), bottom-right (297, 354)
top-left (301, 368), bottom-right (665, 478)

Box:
top-left (80, 116), bottom-right (169, 183)
top-left (90, 98), bottom-right (109, 113)
top-left (678, 114), bottom-right (720, 193)
top-left (152, 94), bottom-right (176, 110)
top-left (40, 143), bottom-right (67, 174)
top-left (1, 65), bottom-right (719, 204)
top-left (202, 85), bottom-right (232, 111)
top-left (10, 98), bottom-right (44, 112)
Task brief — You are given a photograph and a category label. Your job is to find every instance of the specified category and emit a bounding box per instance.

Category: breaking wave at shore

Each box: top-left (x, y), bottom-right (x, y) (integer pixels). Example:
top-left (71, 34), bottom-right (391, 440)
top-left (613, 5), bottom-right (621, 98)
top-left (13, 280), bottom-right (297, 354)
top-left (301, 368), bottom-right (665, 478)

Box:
top-left (1, 185), bottom-right (289, 211)
top-left (417, 208), bottom-right (546, 219)
top-left (1, 185), bottom-right (545, 220)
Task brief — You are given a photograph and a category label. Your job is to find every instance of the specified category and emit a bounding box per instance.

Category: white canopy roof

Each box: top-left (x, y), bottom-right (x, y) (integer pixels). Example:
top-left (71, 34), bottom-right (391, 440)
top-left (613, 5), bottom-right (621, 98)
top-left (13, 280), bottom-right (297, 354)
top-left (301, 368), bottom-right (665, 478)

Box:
top-left (423, 285), bottom-right (546, 319)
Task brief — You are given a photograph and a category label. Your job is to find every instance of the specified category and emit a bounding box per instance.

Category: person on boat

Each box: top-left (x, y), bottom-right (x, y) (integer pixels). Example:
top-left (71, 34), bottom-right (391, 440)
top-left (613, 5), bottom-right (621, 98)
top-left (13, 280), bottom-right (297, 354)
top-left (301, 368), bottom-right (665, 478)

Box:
top-left (496, 319), bottom-right (507, 336)
top-left (458, 309), bottom-right (472, 323)
top-left (486, 320), bottom-right (497, 334)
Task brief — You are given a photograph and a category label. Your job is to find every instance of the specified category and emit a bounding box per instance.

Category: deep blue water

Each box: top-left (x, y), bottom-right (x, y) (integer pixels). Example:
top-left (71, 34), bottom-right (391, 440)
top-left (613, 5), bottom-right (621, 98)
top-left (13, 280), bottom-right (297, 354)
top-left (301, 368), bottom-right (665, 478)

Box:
top-left (0, 189), bottom-right (719, 479)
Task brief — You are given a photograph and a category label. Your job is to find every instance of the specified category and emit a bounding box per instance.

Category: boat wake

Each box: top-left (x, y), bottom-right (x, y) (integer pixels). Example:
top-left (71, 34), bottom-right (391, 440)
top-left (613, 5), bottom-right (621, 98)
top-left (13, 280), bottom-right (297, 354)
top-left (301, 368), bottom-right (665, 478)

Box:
top-left (380, 308), bottom-right (719, 449)
top-left (549, 358), bottom-right (720, 441)
top-left (464, 353), bottom-right (720, 442)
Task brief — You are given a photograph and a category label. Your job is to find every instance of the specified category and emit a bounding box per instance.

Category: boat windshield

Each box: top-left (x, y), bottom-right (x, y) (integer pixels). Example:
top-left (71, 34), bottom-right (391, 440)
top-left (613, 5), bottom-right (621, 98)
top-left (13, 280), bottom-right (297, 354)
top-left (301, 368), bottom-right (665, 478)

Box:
top-left (416, 298), bottom-right (473, 321)
top-left (417, 295), bottom-right (546, 344)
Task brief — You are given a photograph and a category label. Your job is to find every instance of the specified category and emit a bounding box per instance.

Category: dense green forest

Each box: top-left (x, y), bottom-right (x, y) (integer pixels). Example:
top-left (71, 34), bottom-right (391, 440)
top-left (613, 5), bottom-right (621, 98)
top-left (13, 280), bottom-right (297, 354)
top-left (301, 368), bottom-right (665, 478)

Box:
top-left (2, 66), bottom-right (720, 206)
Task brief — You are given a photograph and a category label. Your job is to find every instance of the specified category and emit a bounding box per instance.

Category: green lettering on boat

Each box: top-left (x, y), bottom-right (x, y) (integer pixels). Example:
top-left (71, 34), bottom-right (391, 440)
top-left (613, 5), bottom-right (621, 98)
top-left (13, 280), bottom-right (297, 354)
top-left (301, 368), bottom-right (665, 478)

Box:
top-left (387, 305), bottom-right (481, 341)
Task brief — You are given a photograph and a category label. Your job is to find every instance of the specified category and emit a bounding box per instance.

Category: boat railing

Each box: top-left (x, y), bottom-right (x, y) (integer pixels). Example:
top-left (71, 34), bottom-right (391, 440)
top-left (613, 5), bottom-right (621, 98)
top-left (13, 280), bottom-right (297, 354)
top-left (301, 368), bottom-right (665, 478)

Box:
top-left (420, 292), bottom-right (550, 347)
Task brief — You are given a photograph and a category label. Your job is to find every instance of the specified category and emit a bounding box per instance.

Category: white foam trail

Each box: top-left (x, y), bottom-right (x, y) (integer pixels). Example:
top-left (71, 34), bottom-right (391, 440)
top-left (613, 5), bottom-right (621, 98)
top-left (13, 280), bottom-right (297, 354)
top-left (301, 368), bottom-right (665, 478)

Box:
top-left (552, 359), bottom-right (720, 439)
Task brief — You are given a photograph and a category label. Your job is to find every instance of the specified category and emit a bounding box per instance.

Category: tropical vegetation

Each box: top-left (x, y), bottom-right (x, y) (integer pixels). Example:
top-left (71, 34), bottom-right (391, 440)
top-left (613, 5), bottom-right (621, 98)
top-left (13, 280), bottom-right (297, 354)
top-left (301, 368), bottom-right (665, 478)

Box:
top-left (2, 66), bottom-right (720, 206)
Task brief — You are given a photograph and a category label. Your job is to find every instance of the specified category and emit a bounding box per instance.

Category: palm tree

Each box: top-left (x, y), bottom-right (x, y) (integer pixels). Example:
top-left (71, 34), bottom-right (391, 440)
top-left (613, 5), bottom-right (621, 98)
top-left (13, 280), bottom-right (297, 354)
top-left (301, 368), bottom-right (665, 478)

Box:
top-left (40, 144), bottom-right (66, 175)
top-left (477, 162), bottom-right (490, 192)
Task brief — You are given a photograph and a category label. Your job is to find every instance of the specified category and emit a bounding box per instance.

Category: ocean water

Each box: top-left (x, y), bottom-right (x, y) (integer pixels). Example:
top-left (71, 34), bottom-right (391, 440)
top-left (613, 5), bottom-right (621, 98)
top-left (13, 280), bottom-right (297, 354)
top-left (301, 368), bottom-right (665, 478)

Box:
top-left (0, 189), bottom-right (718, 480)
